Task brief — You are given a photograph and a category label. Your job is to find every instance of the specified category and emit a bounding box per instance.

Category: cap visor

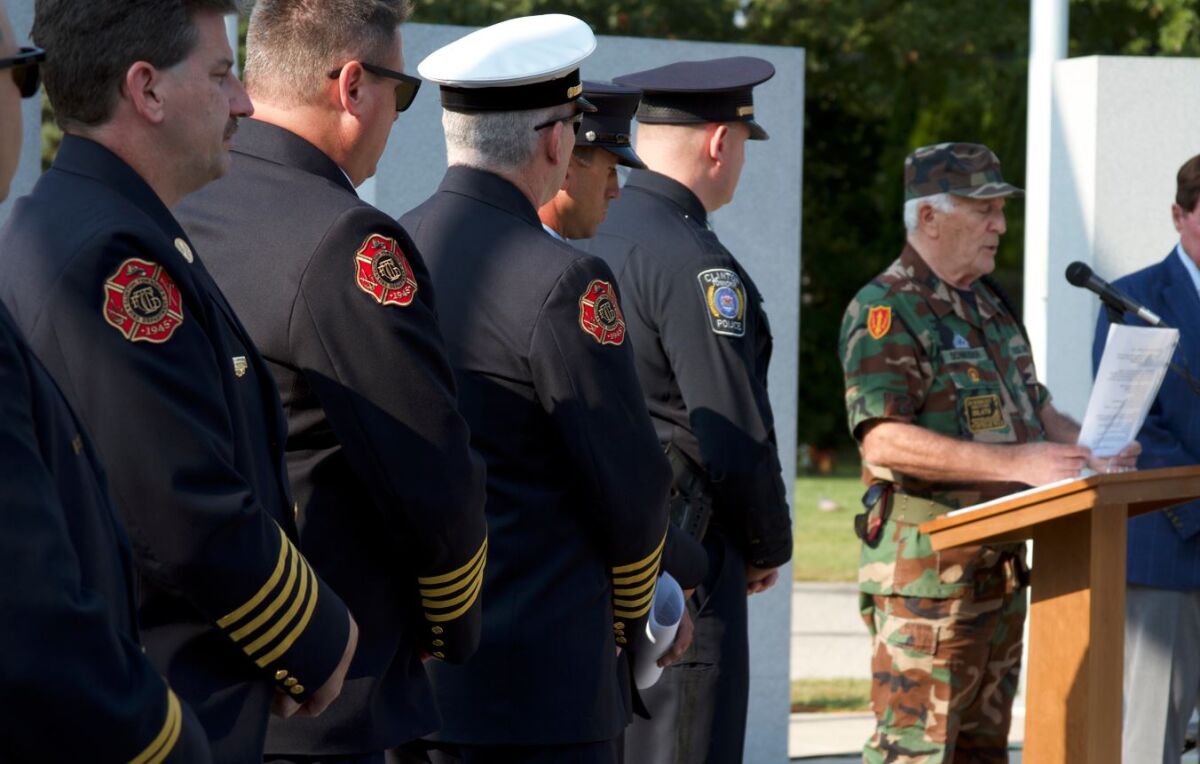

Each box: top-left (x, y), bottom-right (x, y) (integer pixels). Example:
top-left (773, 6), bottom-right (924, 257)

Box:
top-left (603, 145), bottom-right (647, 170)
top-left (574, 95), bottom-right (598, 113)
top-left (746, 119), bottom-right (769, 141)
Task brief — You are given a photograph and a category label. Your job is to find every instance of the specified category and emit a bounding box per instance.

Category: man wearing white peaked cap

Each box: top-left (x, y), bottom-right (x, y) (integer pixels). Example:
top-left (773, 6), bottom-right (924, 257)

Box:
top-left (399, 14), bottom-right (673, 764)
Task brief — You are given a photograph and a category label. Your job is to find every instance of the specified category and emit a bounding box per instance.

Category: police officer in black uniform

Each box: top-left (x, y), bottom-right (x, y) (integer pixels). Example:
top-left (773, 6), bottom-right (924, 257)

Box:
top-left (402, 16), bottom-right (671, 763)
top-left (584, 58), bottom-right (794, 764)
top-left (0, 14), bottom-right (209, 761)
top-left (176, 2), bottom-right (488, 761)
top-left (0, 4), bottom-right (357, 761)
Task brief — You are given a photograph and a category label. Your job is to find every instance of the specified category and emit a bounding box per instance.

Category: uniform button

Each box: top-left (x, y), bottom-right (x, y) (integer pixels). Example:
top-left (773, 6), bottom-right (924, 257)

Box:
top-left (616, 637), bottom-right (627, 645)
top-left (289, 684), bottom-right (305, 695)
top-left (613, 622), bottom-right (625, 631)
top-left (432, 639), bottom-right (444, 647)
top-left (432, 626), bottom-right (444, 635)
top-left (275, 669), bottom-right (288, 681)
top-left (284, 677), bottom-right (298, 687)
top-left (433, 651), bottom-right (445, 659)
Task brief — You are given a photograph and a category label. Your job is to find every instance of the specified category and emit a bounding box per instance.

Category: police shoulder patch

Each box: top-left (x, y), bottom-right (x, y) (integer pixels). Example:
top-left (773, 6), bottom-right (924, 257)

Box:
top-left (102, 258), bottom-right (185, 343)
top-left (355, 233), bottom-right (418, 307)
top-left (866, 305), bottom-right (892, 339)
top-left (578, 279), bottom-right (626, 346)
top-left (697, 268), bottom-right (746, 337)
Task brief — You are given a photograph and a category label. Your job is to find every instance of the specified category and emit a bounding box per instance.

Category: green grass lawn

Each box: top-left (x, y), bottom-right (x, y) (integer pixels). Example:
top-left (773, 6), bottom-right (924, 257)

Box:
top-left (791, 678), bottom-right (872, 713)
top-left (792, 467), bottom-right (863, 583)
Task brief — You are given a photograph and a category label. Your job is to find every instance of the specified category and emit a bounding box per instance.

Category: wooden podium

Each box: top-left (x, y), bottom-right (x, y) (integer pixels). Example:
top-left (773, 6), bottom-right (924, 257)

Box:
top-left (920, 466), bottom-right (1200, 764)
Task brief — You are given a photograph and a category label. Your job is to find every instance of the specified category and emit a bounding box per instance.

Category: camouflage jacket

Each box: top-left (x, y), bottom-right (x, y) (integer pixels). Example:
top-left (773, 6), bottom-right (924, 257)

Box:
top-left (839, 244), bottom-right (1049, 598)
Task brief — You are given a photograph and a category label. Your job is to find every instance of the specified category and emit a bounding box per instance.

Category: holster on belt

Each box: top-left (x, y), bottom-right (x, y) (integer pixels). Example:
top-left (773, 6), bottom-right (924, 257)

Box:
top-left (666, 444), bottom-right (713, 542)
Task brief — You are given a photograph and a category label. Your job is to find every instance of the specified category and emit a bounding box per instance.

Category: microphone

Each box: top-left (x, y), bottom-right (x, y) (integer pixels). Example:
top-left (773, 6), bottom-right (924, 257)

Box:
top-left (1065, 261), bottom-right (1165, 327)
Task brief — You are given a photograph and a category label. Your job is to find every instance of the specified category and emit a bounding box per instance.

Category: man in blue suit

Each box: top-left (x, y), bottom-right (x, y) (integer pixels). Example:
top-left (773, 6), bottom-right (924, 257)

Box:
top-left (1092, 154), bottom-right (1200, 764)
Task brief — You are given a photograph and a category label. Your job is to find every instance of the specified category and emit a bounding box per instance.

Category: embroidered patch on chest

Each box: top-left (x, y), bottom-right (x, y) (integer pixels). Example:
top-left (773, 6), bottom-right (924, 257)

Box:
top-left (866, 306), bottom-right (892, 340)
top-left (578, 279), bottom-right (626, 346)
top-left (697, 268), bottom-right (746, 337)
top-left (355, 233), bottom-right (417, 307)
top-left (102, 258), bottom-right (185, 343)
top-left (963, 393), bottom-right (1005, 433)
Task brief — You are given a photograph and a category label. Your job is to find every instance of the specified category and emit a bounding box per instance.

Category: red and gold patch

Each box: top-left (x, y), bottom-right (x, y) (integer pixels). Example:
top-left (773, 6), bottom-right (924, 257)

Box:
top-left (355, 234), bottom-right (417, 307)
top-left (102, 258), bottom-right (184, 343)
top-left (866, 305), bottom-right (892, 340)
top-left (578, 279), bottom-right (626, 346)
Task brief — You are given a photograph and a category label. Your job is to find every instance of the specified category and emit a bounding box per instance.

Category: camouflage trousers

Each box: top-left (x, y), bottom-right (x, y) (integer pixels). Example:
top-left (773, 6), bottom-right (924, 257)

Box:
top-left (861, 559), bottom-right (1028, 764)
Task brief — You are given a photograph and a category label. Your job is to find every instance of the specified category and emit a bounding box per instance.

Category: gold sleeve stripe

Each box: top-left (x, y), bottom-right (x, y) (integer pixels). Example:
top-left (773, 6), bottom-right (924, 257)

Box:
top-left (420, 547), bottom-right (487, 599)
top-left (612, 574), bottom-right (657, 599)
top-left (417, 537), bottom-right (488, 586)
top-left (613, 559), bottom-right (661, 587)
top-left (611, 531), bottom-right (667, 575)
top-left (217, 525), bottom-right (289, 629)
top-left (230, 540), bottom-right (299, 642)
top-left (256, 562), bottom-right (321, 668)
top-left (613, 586), bottom-right (656, 611)
top-left (128, 689), bottom-right (181, 764)
top-left (424, 572), bottom-right (483, 623)
top-left (421, 565), bottom-right (485, 609)
top-left (244, 556), bottom-right (311, 657)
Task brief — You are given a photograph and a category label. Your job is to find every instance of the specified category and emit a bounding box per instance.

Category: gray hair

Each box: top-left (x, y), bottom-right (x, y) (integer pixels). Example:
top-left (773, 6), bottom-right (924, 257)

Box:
top-left (245, 0), bottom-right (410, 106)
top-left (442, 106), bottom-right (566, 174)
top-left (903, 192), bottom-right (956, 234)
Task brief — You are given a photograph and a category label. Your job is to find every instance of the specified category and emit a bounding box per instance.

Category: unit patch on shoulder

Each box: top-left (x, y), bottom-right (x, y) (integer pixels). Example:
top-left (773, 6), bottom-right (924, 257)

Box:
top-left (355, 233), bottom-right (417, 307)
top-left (697, 268), bottom-right (746, 337)
top-left (102, 258), bottom-right (185, 343)
top-left (578, 279), bottom-right (626, 346)
top-left (866, 306), bottom-right (892, 340)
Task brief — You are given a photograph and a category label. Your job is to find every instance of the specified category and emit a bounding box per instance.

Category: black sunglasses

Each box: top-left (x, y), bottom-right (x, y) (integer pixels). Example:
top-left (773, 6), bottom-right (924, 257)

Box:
top-left (0, 47), bottom-right (46, 99)
top-left (533, 112), bottom-right (583, 136)
top-left (327, 61), bottom-right (421, 112)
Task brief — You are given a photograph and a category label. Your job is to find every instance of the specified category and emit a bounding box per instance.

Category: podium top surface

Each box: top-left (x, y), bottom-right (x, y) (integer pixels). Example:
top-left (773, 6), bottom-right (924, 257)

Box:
top-left (919, 465), bottom-right (1200, 550)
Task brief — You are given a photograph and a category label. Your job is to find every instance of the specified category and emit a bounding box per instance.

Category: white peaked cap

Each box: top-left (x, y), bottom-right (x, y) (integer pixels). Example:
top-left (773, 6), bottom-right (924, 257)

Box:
top-left (419, 14), bottom-right (597, 88)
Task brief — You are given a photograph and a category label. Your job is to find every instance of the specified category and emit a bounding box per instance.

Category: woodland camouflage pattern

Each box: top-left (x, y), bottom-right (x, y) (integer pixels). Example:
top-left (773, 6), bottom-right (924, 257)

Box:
top-left (840, 244), bottom-right (1044, 762)
top-left (904, 143), bottom-right (1024, 201)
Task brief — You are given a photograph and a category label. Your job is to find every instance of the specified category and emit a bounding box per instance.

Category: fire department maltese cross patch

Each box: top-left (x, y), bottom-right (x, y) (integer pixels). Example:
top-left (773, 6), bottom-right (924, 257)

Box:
top-left (103, 258), bottom-right (184, 343)
top-left (697, 268), bottom-right (746, 337)
top-left (578, 279), bottom-right (626, 346)
top-left (355, 233), bottom-right (417, 307)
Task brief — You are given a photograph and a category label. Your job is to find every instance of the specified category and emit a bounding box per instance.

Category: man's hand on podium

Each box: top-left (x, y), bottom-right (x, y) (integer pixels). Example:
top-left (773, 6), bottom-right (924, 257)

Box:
top-left (1087, 441), bottom-right (1141, 474)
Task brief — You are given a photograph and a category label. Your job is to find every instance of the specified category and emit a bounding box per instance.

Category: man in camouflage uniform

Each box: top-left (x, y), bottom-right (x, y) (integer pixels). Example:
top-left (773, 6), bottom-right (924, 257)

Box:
top-left (838, 142), bottom-right (1141, 763)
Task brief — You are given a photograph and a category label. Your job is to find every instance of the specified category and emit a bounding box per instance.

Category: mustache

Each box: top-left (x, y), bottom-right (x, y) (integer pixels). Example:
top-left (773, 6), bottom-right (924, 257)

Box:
top-left (224, 118), bottom-right (239, 141)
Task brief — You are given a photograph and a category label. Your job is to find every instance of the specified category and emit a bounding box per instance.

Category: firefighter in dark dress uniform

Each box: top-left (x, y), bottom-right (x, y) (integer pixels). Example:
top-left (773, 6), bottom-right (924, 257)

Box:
top-left (399, 15), bottom-right (671, 764)
top-left (175, 2), bottom-right (488, 761)
top-left (0, 4), bottom-right (357, 761)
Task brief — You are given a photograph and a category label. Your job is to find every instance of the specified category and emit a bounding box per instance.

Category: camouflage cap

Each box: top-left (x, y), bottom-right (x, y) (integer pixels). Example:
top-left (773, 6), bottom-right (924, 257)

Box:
top-left (904, 142), bottom-right (1024, 201)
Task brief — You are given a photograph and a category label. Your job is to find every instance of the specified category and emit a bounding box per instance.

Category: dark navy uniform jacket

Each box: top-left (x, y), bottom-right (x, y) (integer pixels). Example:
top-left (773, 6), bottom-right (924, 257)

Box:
top-left (176, 120), bottom-right (489, 755)
top-left (585, 170), bottom-right (792, 569)
top-left (0, 302), bottom-right (210, 763)
top-left (400, 166), bottom-right (670, 745)
top-left (0, 136), bottom-right (351, 763)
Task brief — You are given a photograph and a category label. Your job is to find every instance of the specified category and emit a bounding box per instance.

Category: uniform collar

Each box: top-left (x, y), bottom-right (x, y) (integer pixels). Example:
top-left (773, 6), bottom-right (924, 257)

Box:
top-left (898, 244), bottom-right (1001, 328)
top-left (624, 169), bottom-right (708, 227)
top-left (52, 135), bottom-right (190, 242)
top-left (542, 222), bottom-right (566, 241)
top-left (437, 165), bottom-right (542, 228)
top-left (1174, 242), bottom-right (1200, 300)
top-left (230, 118), bottom-right (357, 196)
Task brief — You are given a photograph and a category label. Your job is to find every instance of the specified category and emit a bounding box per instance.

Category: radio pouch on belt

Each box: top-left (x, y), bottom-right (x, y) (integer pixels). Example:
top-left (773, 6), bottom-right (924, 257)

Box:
top-left (666, 444), bottom-right (714, 542)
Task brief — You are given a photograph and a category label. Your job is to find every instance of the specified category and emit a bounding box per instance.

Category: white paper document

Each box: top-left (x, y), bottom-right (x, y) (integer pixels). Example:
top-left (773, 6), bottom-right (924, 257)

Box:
top-left (633, 572), bottom-right (684, 690)
top-left (1078, 324), bottom-right (1178, 457)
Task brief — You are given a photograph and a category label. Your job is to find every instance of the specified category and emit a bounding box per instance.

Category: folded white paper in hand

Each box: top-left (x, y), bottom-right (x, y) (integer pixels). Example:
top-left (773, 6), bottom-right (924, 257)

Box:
top-left (633, 572), bottom-right (685, 690)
